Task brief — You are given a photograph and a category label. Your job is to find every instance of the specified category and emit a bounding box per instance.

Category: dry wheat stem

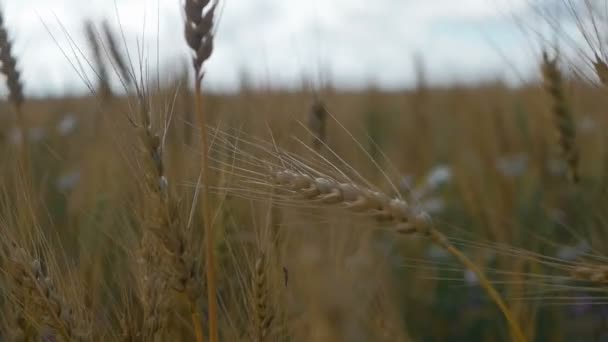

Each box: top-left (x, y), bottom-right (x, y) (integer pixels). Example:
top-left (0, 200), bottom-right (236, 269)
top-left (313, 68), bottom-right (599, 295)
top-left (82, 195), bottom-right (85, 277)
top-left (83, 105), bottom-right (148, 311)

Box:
top-left (184, 1), bottom-right (219, 341)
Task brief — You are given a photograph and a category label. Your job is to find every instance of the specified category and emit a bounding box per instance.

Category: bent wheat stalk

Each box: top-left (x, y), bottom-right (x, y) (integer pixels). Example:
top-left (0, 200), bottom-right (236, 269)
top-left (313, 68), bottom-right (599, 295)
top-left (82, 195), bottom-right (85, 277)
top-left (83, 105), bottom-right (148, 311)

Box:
top-left (272, 169), bottom-right (526, 342)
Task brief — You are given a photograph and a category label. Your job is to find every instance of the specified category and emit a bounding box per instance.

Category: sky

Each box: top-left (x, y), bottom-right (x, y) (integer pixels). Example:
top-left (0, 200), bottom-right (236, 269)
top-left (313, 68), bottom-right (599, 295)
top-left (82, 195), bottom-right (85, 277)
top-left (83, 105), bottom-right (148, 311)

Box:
top-left (0, 0), bottom-right (587, 96)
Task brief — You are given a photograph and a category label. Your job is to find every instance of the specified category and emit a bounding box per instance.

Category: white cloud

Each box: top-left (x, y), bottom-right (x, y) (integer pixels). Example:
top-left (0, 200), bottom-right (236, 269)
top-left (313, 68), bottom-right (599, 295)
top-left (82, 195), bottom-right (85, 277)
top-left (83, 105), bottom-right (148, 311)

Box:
top-left (0, 0), bottom-right (568, 96)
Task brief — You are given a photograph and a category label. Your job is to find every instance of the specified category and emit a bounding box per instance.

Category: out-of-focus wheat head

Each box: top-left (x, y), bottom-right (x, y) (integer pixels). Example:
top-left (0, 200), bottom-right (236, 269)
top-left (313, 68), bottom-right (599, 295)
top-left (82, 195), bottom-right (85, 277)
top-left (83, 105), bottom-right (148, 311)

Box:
top-left (541, 51), bottom-right (579, 184)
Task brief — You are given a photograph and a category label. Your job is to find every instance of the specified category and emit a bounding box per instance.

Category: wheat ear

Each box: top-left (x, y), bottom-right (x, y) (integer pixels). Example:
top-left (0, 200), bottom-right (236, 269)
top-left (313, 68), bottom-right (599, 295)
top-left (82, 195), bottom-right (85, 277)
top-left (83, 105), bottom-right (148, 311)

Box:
top-left (542, 51), bottom-right (579, 184)
top-left (84, 20), bottom-right (112, 101)
top-left (253, 254), bottom-right (273, 342)
top-left (593, 54), bottom-right (608, 86)
top-left (101, 19), bottom-right (132, 86)
top-left (4, 241), bottom-right (88, 340)
top-left (0, 10), bottom-right (29, 177)
top-left (571, 264), bottom-right (608, 284)
top-left (133, 100), bottom-right (204, 339)
top-left (309, 96), bottom-right (328, 152)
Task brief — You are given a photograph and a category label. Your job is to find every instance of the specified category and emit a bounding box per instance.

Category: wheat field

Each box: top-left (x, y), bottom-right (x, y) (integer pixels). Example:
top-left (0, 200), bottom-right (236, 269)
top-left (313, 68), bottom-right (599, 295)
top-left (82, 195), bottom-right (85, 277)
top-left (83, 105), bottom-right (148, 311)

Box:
top-left (2, 0), bottom-right (608, 341)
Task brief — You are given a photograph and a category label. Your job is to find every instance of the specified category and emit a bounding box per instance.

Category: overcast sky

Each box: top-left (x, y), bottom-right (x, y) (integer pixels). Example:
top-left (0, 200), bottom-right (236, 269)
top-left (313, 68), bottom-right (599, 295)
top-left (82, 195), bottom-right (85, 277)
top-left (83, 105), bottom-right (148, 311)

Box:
top-left (0, 0), bottom-right (583, 96)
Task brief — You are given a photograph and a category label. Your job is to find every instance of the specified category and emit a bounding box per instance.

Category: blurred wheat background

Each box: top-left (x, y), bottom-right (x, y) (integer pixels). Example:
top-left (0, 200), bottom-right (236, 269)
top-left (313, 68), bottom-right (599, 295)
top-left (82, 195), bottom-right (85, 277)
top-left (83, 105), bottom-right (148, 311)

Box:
top-left (2, 0), bottom-right (608, 341)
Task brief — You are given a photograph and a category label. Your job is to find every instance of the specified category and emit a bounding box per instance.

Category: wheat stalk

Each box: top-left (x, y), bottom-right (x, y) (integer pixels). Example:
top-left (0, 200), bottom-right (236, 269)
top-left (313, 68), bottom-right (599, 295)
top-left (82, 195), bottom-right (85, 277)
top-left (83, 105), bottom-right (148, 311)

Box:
top-left (184, 1), bottom-right (219, 341)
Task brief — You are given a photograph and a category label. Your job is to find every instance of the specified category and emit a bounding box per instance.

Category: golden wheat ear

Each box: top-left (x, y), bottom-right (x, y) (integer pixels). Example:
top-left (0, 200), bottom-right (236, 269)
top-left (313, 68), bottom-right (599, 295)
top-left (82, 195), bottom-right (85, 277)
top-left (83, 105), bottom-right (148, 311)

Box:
top-left (129, 88), bottom-right (205, 340)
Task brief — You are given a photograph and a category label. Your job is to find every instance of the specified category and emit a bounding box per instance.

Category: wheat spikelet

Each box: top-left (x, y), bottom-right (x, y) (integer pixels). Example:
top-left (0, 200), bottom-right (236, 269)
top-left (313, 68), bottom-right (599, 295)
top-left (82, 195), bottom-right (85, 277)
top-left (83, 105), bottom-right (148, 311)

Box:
top-left (541, 51), bottom-right (579, 184)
